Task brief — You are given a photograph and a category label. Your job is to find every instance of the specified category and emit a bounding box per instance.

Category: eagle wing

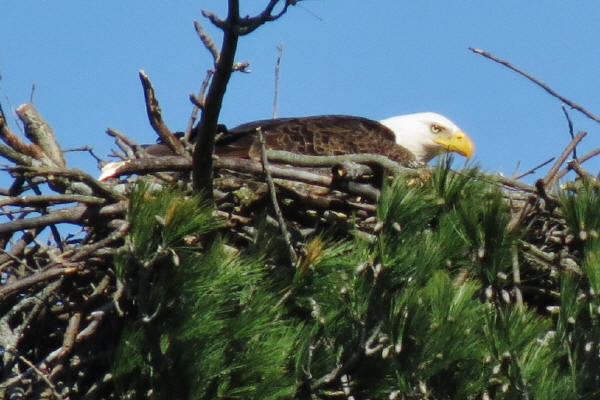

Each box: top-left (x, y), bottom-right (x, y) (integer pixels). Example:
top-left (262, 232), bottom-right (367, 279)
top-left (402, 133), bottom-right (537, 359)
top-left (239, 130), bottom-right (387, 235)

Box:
top-left (216, 115), bottom-right (416, 165)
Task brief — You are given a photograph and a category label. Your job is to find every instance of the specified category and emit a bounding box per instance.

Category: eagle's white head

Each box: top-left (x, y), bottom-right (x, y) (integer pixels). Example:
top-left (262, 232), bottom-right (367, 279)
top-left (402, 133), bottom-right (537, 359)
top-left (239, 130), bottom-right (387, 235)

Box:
top-left (379, 112), bottom-right (474, 163)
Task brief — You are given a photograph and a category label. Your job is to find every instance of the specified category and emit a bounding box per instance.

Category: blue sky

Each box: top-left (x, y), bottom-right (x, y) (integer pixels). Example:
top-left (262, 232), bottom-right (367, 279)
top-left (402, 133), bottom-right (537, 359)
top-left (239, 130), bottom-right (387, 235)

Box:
top-left (2, 1), bottom-right (600, 184)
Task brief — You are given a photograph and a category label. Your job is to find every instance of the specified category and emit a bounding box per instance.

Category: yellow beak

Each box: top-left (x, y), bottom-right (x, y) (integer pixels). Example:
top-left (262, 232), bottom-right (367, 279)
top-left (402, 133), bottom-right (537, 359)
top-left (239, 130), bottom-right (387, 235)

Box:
top-left (433, 130), bottom-right (474, 159)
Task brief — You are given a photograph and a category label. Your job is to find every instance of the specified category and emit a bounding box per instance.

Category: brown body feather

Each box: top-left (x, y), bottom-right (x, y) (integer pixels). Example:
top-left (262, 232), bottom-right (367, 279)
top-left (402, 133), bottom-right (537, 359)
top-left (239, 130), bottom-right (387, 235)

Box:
top-left (215, 115), bottom-right (416, 164)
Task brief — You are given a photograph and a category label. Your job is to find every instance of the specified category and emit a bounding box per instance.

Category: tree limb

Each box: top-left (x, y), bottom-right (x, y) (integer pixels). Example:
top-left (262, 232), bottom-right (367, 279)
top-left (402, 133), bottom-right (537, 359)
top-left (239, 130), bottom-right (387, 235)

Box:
top-left (542, 131), bottom-right (586, 187)
top-left (193, 0), bottom-right (241, 198)
top-left (470, 47), bottom-right (600, 124)
top-left (15, 103), bottom-right (65, 166)
top-left (258, 128), bottom-right (297, 265)
top-left (0, 203), bottom-right (88, 234)
top-left (139, 70), bottom-right (187, 156)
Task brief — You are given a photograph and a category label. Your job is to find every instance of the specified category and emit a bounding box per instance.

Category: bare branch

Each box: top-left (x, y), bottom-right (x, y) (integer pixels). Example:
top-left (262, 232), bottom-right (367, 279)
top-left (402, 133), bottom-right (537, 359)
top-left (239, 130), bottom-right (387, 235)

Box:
top-left (9, 165), bottom-right (124, 202)
top-left (193, 0), bottom-right (298, 195)
top-left (542, 131), bottom-right (586, 187)
top-left (185, 69), bottom-right (214, 141)
top-left (567, 159), bottom-right (597, 184)
top-left (193, 0), bottom-right (241, 197)
top-left (18, 355), bottom-right (64, 400)
top-left (138, 70), bottom-right (187, 157)
top-left (201, 9), bottom-right (228, 30)
top-left (273, 43), bottom-right (284, 119)
top-left (0, 103), bottom-right (47, 165)
top-left (265, 150), bottom-right (414, 176)
top-left (0, 194), bottom-right (105, 207)
top-left (232, 61), bottom-right (250, 72)
top-left (0, 265), bottom-right (77, 300)
top-left (0, 204), bottom-right (88, 234)
top-left (194, 20), bottom-right (220, 63)
top-left (512, 157), bottom-right (555, 180)
top-left (511, 245), bottom-right (524, 310)
top-left (239, 0), bottom-right (296, 35)
top-left (470, 47), bottom-right (600, 124)
top-left (560, 104), bottom-right (577, 159)
top-left (16, 103), bottom-right (65, 166)
top-left (555, 146), bottom-right (600, 182)
top-left (258, 128), bottom-right (297, 265)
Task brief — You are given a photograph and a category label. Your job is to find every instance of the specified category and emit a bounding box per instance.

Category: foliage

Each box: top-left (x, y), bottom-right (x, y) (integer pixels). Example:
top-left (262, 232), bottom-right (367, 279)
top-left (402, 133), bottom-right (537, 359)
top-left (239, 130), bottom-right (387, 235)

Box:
top-left (113, 164), bottom-right (600, 399)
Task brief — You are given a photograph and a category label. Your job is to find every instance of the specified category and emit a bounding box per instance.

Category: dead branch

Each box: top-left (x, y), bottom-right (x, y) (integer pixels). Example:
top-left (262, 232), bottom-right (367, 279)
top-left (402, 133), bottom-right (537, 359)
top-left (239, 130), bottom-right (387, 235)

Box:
top-left (542, 130), bottom-right (586, 187)
top-left (555, 146), bottom-right (600, 182)
top-left (194, 21), bottom-right (219, 63)
top-left (193, 0), bottom-right (298, 197)
top-left (560, 104), bottom-right (577, 159)
top-left (185, 69), bottom-right (214, 141)
top-left (567, 159), bottom-right (598, 185)
top-left (0, 265), bottom-right (77, 300)
top-left (193, 0), bottom-right (241, 197)
top-left (70, 224), bottom-right (128, 262)
top-left (273, 43), bottom-right (283, 119)
top-left (470, 47), bottom-right (600, 124)
top-left (46, 312), bottom-right (81, 363)
top-left (18, 355), bottom-right (64, 400)
top-left (0, 103), bottom-right (47, 162)
top-left (0, 203), bottom-right (88, 234)
top-left (0, 194), bottom-right (105, 207)
top-left (106, 127), bottom-right (140, 150)
top-left (265, 150), bottom-right (415, 176)
top-left (9, 165), bottom-right (124, 202)
top-left (512, 157), bottom-right (555, 180)
top-left (15, 103), bottom-right (66, 166)
top-left (238, 0), bottom-right (297, 35)
top-left (139, 70), bottom-right (187, 156)
top-left (259, 128), bottom-right (297, 265)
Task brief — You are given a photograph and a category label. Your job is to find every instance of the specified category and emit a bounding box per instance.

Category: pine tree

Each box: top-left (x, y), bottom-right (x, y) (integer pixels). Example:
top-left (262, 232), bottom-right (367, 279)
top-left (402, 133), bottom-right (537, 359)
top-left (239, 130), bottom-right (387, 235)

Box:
top-left (111, 162), bottom-right (600, 399)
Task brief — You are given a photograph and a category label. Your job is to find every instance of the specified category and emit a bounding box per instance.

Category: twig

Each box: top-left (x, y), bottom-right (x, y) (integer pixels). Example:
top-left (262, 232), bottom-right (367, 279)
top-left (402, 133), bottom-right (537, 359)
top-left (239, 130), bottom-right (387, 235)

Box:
top-left (561, 104), bottom-right (577, 159)
top-left (71, 223), bottom-right (128, 262)
top-left (46, 312), bottom-right (81, 363)
top-left (138, 70), bottom-right (186, 156)
top-left (258, 128), bottom-right (297, 265)
top-left (106, 127), bottom-right (139, 148)
top-left (512, 245), bottom-right (524, 310)
top-left (0, 265), bottom-right (77, 300)
top-left (273, 43), bottom-right (283, 119)
top-left (99, 157), bottom-right (192, 181)
top-left (265, 150), bottom-right (414, 176)
top-left (470, 47), bottom-right (600, 124)
top-left (194, 20), bottom-right (219, 63)
top-left (64, 145), bottom-right (105, 165)
top-left (542, 131), bottom-right (586, 187)
top-left (238, 0), bottom-right (297, 35)
top-left (185, 69), bottom-right (214, 142)
top-left (512, 157), bottom-right (555, 181)
top-left (0, 203), bottom-right (88, 234)
top-left (555, 146), bottom-right (600, 182)
top-left (18, 355), bottom-right (64, 400)
top-left (28, 179), bottom-right (63, 250)
top-left (0, 194), bottom-right (105, 207)
top-left (8, 165), bottom-right (125, 202)
top-left (567, 160), bottom-right (597, 184)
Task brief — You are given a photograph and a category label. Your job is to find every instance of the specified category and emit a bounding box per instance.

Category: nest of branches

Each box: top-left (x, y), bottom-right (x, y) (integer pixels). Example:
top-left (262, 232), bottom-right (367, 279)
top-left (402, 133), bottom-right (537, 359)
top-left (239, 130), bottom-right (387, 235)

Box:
top-left (0, 78), bottom-right (598, 398)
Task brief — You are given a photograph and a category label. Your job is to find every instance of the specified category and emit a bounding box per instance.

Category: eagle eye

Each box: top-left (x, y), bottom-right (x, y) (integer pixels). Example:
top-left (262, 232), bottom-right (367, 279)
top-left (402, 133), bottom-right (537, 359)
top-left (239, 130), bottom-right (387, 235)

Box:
top-left (430, 124), bottom-right (443, 134)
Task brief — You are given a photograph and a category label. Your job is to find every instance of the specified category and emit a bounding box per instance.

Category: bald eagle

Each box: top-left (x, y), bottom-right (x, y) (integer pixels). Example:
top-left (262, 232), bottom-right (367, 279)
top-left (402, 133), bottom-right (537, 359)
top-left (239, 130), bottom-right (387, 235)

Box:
top-left (215, 112), bottom-right (474, 164)
top-left (98, 112), bottom-right (473, 180)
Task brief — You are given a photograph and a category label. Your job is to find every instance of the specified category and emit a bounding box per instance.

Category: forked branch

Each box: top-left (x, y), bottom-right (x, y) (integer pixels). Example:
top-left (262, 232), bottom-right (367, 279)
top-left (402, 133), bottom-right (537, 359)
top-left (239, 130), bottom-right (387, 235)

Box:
top-left (193, 0), bottom-right (298, 197)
